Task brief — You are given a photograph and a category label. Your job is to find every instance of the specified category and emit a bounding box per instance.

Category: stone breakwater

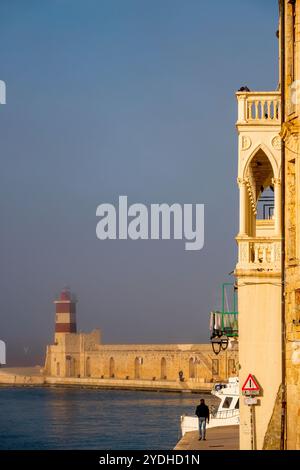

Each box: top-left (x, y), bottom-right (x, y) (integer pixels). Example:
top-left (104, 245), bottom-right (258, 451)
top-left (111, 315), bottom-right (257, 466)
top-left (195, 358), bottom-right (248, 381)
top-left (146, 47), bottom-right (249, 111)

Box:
top-left (0, 367), bottom-right (214, 392)
top-left (0, 367), bottom-right (45, 385)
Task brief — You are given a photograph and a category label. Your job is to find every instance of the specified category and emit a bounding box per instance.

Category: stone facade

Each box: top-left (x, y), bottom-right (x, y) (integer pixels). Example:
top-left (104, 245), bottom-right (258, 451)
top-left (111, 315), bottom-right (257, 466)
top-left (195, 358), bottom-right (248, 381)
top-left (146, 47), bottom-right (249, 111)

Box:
top-left (43, 328), bottom-right (238, 390)
top-left (43, 289), bottom-right (238, 390)
top-left (282, 0), bottom-right (300, 451)
top-left (236, 0), bottom-right (300, 450)
top-left (235, 89), bottom-right (282, 449)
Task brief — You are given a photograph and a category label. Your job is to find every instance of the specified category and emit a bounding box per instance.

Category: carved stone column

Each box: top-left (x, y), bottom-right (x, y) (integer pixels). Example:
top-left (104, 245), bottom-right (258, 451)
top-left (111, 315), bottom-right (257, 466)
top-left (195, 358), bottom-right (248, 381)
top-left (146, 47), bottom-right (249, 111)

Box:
top-left (272, 178), bottom-right (281, 236)
top-left (238, 178), bottom-right (247, 236)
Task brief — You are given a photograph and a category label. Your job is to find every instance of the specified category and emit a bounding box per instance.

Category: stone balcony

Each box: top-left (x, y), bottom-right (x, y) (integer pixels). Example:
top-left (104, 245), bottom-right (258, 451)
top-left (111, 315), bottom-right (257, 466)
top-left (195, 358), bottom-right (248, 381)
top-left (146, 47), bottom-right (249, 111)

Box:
top-left (236, 237), bottom-right (281, 272)
top-left (236, 91), bottom-right (281, 126)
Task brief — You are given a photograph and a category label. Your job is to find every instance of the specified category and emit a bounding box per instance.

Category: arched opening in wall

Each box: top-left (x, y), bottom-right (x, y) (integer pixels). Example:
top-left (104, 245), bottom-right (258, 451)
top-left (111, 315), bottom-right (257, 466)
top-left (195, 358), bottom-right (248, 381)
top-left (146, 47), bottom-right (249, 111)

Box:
top-left (189, 358), bottom-right (196, 379)
top-left (256, 186), bottom-right (274, 220)
top-left (66, 356), bottom-right (71, 377)
top-left (86, 357), bottom-right (91, 377)
top-left (56, 362), bottom-right (60, 376)
top-left (109, 357), bottom-right (115, 378)
top-left (228, 359), bottom-right (236, 376)
top-left (161, 357), bottom-right (167, 380)
top-left (212, 359), bottom-right (219, 376)
top-left (70, 358), bottom-right (76, 377)
top-left (244, 149), bottom-right (277, 238)
top-left (134, 357), bottom-right (141, 379)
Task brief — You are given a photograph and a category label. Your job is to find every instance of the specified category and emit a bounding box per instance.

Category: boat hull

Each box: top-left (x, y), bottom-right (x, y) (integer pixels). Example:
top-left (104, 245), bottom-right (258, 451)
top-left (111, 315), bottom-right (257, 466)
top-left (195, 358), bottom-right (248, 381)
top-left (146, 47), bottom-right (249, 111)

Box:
top-left (180, 414), bottom-right (239, 436)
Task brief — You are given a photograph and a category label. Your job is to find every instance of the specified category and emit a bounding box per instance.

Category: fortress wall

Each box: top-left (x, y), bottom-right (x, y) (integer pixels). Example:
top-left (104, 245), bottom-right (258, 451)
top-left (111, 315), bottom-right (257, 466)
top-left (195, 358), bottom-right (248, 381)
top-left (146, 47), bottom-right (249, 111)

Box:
top-left (44, 333), bottom-right (238, 387)
top-left (44, 376), bottom-right (213, 392)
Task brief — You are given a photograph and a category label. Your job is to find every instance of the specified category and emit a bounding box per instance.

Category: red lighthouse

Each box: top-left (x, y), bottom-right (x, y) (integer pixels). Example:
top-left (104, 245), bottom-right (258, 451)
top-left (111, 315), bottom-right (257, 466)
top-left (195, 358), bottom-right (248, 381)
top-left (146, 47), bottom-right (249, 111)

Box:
top-left (54, 288), bottom-right (77, 334)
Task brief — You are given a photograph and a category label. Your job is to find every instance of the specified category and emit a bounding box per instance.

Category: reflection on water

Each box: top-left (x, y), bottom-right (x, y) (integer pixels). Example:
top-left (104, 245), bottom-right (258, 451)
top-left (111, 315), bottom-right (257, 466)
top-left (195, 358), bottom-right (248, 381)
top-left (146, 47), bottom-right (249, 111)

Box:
top-left (0, 387), bottom-right (218, 450)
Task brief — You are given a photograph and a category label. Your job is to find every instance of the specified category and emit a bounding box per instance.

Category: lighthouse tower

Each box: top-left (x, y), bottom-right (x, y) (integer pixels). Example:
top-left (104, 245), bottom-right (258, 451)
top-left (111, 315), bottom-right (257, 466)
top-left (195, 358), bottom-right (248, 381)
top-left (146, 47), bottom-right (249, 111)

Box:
top-left (54, 288), bottom-right (77, 340)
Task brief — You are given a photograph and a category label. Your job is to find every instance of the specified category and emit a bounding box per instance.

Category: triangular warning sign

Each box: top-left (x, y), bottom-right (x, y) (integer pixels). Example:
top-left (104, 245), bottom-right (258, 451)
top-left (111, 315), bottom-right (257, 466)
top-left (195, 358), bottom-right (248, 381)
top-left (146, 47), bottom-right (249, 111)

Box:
top-left (242, 374), bottom-right (260, 391)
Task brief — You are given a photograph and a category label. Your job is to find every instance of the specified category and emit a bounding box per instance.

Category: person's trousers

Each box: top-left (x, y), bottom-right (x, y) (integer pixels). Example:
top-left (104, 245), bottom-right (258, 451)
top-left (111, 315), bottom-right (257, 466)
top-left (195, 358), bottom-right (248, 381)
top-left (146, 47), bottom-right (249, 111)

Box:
top-left (198, 417), bottom-right (206, 439)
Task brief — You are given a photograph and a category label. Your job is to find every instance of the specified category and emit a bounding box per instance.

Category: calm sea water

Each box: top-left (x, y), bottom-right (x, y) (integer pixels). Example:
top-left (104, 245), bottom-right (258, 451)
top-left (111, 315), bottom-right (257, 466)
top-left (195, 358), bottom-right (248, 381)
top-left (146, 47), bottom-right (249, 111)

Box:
top-left (0, 387), bottom-right (217, 450)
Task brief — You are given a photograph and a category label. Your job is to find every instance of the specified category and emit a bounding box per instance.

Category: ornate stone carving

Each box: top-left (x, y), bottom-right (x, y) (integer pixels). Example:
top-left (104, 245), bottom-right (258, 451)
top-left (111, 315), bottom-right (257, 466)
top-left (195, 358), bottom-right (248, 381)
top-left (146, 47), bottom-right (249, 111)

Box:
top-left (239, 242), bottom-right (249, 263)
top-left (237, 177), bottom-right (246, 186)
top-left (274, 242), bottom-right (281, 263)
top-left (271, 135), bottom-right (282, 150)
top-left (241, 136), bottom-right (252, 151)
top-left (272, 178), bottom-right (281, 186)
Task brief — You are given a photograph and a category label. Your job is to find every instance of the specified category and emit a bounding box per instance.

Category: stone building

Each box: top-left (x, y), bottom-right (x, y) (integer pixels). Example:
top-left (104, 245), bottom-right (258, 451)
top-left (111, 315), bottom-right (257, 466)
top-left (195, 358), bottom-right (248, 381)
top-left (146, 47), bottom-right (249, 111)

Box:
top-left (235, 0), bottom-right (300, 450)
top-left (282, 0), bottom-right (300, 452)
top-left (235, 86), bottom-right (282, 450)
top-left (44, 289), bottom-right (238, 391)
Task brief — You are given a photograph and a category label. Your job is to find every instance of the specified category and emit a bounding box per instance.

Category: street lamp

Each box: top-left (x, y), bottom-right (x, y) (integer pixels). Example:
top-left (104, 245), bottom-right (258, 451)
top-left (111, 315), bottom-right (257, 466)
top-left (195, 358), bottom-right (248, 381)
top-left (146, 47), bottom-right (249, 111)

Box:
top-left (211, 335), bottom-right (229, 355)
top-left (221, 335), bottom-right (229, 351)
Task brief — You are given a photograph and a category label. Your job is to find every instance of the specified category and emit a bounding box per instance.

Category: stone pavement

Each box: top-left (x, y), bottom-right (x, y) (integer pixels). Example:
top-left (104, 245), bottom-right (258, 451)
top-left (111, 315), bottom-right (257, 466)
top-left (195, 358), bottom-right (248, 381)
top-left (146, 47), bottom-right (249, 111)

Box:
top-left (174, 425), bottom-right (239, 450)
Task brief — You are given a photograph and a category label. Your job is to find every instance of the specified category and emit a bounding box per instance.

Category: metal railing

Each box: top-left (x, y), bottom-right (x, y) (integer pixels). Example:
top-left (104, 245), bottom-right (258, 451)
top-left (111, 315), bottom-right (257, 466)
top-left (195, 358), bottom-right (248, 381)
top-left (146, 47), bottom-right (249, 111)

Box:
top-left (211, 408), bottom-right (239, 420)
top-left (210, 283), bottom-right (238, 339)
top-left (210, 311), bottom-right (238, 339)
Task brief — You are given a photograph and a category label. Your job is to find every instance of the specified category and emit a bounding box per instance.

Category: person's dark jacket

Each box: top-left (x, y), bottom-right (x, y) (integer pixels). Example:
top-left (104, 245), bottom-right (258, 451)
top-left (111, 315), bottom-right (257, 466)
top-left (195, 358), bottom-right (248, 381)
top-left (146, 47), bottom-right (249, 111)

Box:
top-left (195, 403), bottom-right (210, 421)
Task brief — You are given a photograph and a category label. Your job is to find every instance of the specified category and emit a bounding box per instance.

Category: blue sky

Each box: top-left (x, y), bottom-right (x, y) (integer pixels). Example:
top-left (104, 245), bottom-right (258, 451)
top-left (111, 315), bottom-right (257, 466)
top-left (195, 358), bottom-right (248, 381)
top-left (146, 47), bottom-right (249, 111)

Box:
top-left (0, 0), bottom-right (279, 364)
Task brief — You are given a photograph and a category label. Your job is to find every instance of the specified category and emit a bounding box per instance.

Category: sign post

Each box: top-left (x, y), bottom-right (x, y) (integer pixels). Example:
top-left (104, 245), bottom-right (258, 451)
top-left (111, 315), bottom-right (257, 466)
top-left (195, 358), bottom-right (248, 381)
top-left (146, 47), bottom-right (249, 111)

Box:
top-left (250, 403), bottom-right (256, 450)
top-left (242, 374), bottom-right (261, 451)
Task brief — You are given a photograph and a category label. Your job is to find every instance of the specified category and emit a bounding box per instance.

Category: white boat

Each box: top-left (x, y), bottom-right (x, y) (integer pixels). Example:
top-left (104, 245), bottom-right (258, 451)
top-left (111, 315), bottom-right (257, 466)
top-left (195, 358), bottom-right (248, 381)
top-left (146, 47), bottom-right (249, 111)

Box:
top-left (180, 377), bottom-right (239, 436)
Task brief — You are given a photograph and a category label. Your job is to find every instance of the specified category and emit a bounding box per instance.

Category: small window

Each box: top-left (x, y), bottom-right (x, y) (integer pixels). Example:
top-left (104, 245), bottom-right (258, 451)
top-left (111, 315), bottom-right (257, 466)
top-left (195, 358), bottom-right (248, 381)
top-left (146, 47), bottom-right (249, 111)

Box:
top-left (189, 358), bottom-right (196, 378)
top-left (295, 289), bottom-right (300, 322)
top-left (235, 399), bottom-right (239, 410)
top-left (212, 359), bottom-right (219, 376)
top-left (223, 397), bottom-right (233, 409)
top-left (228, 359), bottom-right (236, 375)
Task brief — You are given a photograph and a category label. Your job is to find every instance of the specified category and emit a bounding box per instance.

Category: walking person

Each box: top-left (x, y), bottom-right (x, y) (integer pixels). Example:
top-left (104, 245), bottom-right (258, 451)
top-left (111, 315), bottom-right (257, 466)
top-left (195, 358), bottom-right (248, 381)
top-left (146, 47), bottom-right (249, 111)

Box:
top-left (195, 398), bottom-right (210, 441)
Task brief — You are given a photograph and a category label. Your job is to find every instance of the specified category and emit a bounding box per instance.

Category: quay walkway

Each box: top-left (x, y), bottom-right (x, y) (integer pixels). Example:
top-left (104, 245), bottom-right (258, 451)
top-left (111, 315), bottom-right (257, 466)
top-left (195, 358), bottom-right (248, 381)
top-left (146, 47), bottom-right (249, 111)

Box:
top-left (174, 425), bottom-right (239, 450)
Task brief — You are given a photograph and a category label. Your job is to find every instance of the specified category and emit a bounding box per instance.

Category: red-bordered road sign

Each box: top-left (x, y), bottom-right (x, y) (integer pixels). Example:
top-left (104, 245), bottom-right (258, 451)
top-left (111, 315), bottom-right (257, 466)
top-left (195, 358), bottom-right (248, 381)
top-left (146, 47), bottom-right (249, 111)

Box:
top-left (242, 374), bottom-right (260, 394)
